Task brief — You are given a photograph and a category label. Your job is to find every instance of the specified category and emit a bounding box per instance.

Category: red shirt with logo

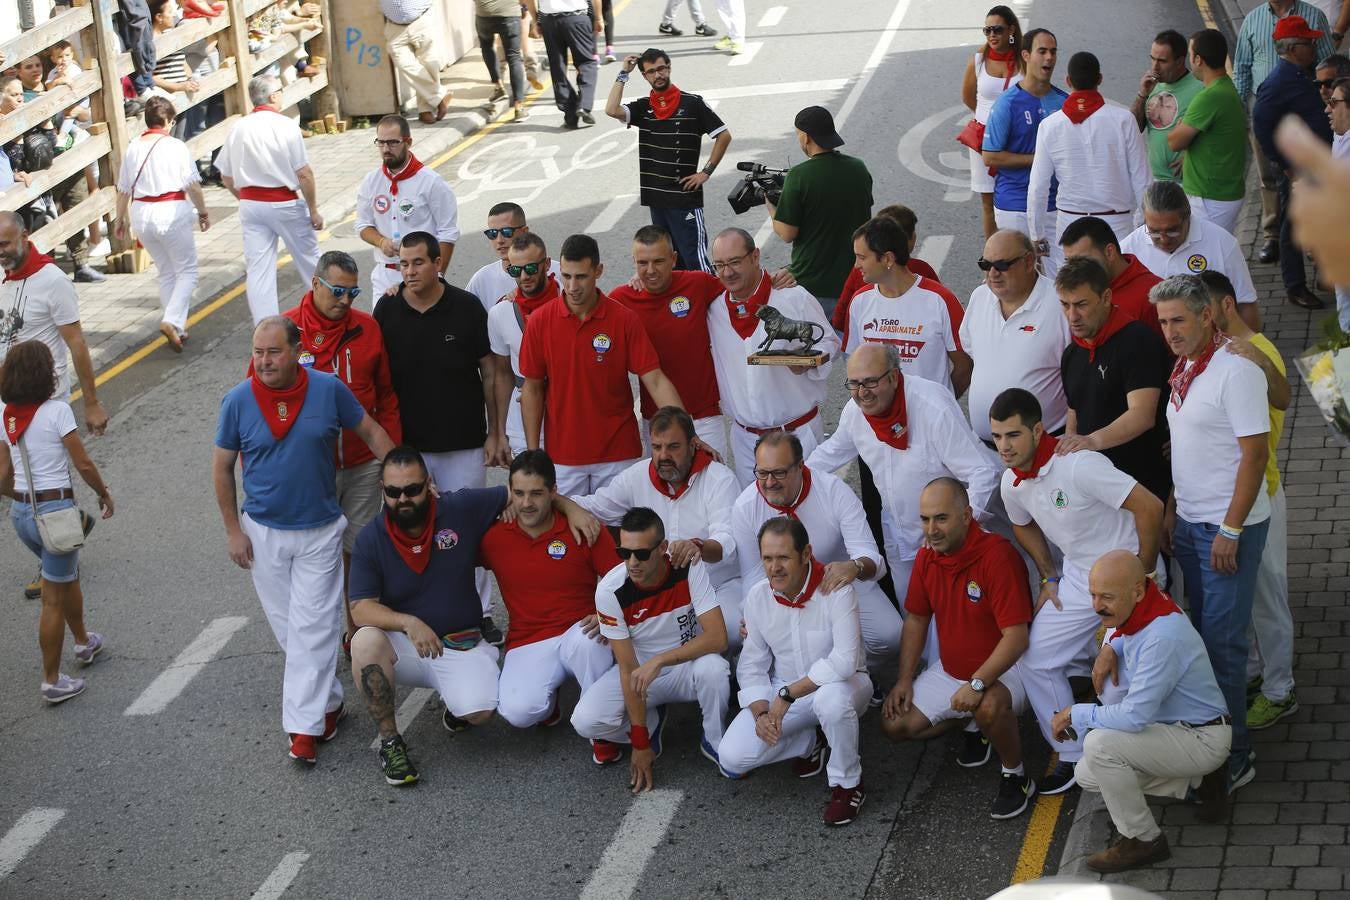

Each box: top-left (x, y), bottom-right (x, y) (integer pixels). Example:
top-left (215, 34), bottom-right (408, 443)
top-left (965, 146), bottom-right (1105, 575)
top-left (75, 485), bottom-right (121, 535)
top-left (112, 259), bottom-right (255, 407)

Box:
top-left (610, 270), bottom-right (723, 419)
top-left (518, 293), bottom-right (662, 465)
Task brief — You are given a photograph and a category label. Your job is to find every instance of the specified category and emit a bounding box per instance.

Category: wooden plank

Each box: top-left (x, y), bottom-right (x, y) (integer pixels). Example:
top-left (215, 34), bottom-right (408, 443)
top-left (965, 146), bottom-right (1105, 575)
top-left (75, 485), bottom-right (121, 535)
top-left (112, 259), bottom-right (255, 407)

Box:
top-left (249, 26), bottom-right (323, 75)
top-left (0, 133), bottom-right (111, 212)
top-left (0, 68), bottom-right (102, 148)
top-left (220, 0), bottom-right (254, 115)
top-left (276, 68), bottom-right (328, 112)
top-left (243, 0), bottom-right (279, 18)
top-left (0, 5), bottom-right (93, 64)
top-left (162, 56), bottom-right (239, 115)
top-left (184, 113), bottom-right (242, 160)
top-left (31, 187), bottom-right (119, 255)
top-left (88, 0), bottom-right (134, 261)
top-left (152, 10), bottom-right (233, 59)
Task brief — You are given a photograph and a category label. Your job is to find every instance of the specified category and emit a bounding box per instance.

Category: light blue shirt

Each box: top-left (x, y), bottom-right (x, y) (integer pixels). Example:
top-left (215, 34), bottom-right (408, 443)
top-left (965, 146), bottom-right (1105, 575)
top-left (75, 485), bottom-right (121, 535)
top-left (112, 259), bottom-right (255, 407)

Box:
top-left (379, 0), bottom-right (433, 25)
top-left (1233, 1), bottom-right (1335, 99)
top-left (1071, 609), bottom-right (1228, 735)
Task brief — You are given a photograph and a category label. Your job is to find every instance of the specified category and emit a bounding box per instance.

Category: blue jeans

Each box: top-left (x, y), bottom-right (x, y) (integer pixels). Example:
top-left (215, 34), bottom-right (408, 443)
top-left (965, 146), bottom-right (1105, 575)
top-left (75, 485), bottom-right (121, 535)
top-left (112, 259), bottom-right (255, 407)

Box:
top-left (10, 498), bottom-right (80, 583)
top-left (1173, 516), bottom-right (1270, 779)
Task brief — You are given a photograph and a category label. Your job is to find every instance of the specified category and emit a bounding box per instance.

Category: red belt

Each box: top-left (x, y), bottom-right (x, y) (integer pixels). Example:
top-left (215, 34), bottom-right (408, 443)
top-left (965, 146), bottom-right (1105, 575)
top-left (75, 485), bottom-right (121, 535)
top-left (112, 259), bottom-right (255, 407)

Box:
top-left (738, 407), bottom-right (817, 435)
top-left (1059, 208), bottom-right (1131, 217)
top-left (239, 186), bottom-right (299, 202)
top-left (136, 191), bottom-right (187, 202)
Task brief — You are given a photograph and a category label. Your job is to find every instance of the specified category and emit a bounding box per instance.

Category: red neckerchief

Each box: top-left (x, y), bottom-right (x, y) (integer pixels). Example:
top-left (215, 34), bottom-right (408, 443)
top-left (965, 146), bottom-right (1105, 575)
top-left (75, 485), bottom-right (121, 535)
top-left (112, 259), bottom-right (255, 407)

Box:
top-left (1011, 432), bottom-right (1059, 486)
top-left (295, 291), bottom-right (348, 370)
top-left (251, 104), bottom-right (279, 114)
top-left (1072, 305), bottom-right (1133, 362)
top-left (724, 270), bottom-right (773, 340)
top-left (1110, 581), bottom-right (1183, 640)
top-left (985, 47), bottom-right (1016, 62)
top-left (142, 127), bottom-right (171, 136)
top-left (1062, 89), bottom-right (1106, 124)
top-left (757, 466), bottom-right (813, 518)
top-left (383, 154), bottom-right (423, 197)
top-left (862, 379), bottom-right (909, 450)
top-left (1169, 331), bottom-right (1226, 410)
top-left (927, 521), bottom-right (996, 574)
top-left (516, 274), bottom-right (560, 319)
top-left (649, 84), bottom-right (683, 120)
top-left (3, 242), bottom-right (55, 282)
top-left (3, 402), bottom-right (40, 445)
top-left (249, 366), bottom-right (309, 440)
top-left (773, 558), bottom-right (826, 608)
top-left (383, 503), bottom-right (435, 575)
top-left (647, 448), bottom-right (714, 500)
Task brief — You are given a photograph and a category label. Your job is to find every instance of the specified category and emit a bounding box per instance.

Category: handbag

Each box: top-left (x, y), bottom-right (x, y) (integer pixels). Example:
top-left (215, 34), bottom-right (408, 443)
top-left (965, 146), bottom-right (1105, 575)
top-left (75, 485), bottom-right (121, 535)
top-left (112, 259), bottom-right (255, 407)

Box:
top-left (15, 436), bottom-right (85, 554)
top-left (955, 63), bottom-right (1015, 152)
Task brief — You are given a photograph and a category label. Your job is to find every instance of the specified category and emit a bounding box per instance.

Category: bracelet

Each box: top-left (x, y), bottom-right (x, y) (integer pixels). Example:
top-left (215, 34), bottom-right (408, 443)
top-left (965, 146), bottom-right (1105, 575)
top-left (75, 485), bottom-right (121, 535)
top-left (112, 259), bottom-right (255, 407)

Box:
top-left (1040, 575), bottom-right (1060, 585)
top-left (629, 724), bottom-right (650, 750)
top-left (616, 71), bottom-right (630, 83)
top-left (701, 165), bottom-right (715, 176)
top-left (1218, 524), bottom-right (1243, 540)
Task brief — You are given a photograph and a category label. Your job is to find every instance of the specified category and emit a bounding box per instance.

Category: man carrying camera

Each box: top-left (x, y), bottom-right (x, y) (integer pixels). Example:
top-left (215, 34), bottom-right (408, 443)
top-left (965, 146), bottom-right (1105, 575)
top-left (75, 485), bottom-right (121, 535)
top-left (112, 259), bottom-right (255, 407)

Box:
top-left (766, 106), bottom-right (873, 316)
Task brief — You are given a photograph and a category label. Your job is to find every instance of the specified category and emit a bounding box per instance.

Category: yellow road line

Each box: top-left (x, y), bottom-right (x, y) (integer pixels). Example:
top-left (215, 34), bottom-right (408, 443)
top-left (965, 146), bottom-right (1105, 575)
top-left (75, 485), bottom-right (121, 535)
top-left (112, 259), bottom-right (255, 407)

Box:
top-left (1196, 0), bottom-right (1220, 30)
top-left (1010, 783), bottom-right (1067, 883)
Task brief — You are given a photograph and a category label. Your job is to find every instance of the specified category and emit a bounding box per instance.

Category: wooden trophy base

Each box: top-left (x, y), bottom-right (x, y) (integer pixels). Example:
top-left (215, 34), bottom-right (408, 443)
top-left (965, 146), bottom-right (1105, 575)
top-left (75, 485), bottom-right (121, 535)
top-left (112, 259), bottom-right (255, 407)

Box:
top-left (747, 351), bottom-right (830, 367)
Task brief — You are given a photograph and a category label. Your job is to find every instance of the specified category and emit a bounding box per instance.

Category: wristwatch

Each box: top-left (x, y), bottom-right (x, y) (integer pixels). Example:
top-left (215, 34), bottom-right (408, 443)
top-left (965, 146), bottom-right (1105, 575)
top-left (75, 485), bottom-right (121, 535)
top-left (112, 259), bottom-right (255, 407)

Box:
top-left (969, 677), bottom-right (986, 693)
top-left (777, 685), bottom-right (796, 704)
top-left (616, 71), bottom-right (630, 84)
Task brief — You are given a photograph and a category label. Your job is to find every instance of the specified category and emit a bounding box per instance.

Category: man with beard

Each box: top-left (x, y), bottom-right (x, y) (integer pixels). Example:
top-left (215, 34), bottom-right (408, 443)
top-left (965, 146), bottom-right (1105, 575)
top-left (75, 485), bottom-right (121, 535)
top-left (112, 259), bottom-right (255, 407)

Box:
top-left (604, 49), bottom-right (731, 272)
top-left (466, 202), bottom-right (559, 315)
top-left (349, 445), bottom-right (600, 784)
top-left (356, 115), bottom-right (460, 300)
top-left (573, 407), bottom-right (742, 647)
top-left (213, 317), bottom-right (396, 765)
top-left (488, 232), bottom-right (559, 460)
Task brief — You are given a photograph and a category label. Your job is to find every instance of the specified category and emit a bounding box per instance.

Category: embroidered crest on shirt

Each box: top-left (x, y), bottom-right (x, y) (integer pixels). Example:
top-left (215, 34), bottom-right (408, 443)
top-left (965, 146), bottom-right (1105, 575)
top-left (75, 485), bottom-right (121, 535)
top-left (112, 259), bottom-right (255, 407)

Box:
top-left (1186, 254), bottom-right (1208, 273)
top-left (592, 333), bottom-right (612, 361)
top-left (1053, 489), bottom-right (1068, 509)
top-left (966, 581), bottom-right (982, 603)
top-left (276, 401), bottom-right (289, 420)
top-left (398, 199), bottom-right (414, 215)
top-left (1018, 325), bottom-right (1036, 333)
top-left (669, 296), bottom-right (691, 318)
top-left (298, 351), bottom-right (315, 368)
top-left (547, 539), bottom-right (567, 559)
top-left (435, 528), bottom-right (458, 550)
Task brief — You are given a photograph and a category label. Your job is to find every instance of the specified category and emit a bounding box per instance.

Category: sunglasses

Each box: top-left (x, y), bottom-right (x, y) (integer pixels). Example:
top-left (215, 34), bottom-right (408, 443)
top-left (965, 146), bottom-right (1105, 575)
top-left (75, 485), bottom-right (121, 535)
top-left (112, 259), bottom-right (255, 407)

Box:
top-left (506, 261), bottom-right (543, 277)
top-left (976, 254), bottom-right (1026, 272)
top-left (383, 481), bottom-right (427, 499)
top-left (983, 25), bottom-right (1007, 35)
top-left (484, 226), bottom-right (521, 239)
top-left (615, 544), bottom-right (662, 561)
top-left (316, 274), bottom-right (361, 300)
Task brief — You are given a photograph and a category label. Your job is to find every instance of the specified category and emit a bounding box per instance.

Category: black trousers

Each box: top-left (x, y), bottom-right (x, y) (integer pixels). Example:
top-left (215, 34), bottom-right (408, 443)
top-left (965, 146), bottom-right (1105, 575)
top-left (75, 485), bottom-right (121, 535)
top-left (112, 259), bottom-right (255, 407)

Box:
top-left (858, 460), bottom-right (900, 609)
top-left (537, 11), bottom-right (596, 123)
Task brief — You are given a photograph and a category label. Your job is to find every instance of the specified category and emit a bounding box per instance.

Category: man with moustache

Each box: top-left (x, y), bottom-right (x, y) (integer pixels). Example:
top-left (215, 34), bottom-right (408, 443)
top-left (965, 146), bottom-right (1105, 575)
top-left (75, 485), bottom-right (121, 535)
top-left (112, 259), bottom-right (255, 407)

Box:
top-left (488, 232), bottom-right (560, 460)
top-left (213, 317), bottom-right (396, 765)
top-left (466, 202), bottom-right (559, 314)
top-left (717, 517), bottom-right (872, 827)
top-left (356, 114), bottom-right (460, 300)
top-left (1058, 216), bottom-right (1163, 338)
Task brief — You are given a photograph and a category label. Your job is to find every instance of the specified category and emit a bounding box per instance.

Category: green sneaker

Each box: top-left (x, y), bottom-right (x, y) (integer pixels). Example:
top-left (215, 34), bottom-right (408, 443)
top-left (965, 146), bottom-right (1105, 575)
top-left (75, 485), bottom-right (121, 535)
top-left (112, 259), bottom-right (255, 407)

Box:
top-left (1245, 675), bottom-right (1263, 702)
top-left (1247, 692), bottom-right (1298, 730)
top-left (713, 35), bottom-right (733, 50)
top-left (379, 735), bottom-right (419, 785)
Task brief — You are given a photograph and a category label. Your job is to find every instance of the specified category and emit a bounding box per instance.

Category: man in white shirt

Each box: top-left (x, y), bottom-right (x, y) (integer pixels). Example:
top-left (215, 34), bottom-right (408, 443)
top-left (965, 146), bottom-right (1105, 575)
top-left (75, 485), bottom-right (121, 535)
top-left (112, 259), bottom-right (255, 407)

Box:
top-left (487, 232), bottom-right (559, 460)
top-left (732, 431), bottom-right (901, 684)
top-left (1152, 274), bottom-right (1271, 792)
top-left (844, 216), bottom-right (970, 396)
top-left (717, 517), bottom-right (871, 826)
top-left (216, 75), bottom-right (322, 324)
top-left (466, 201), bottom-right (558, 314)
top-left (574, 407), bottom-right (743, 647)
top-left (989, 387), bottom-right (1164, 797)
top-left (1027, 51), bottom-right (1150, 265)
top-left (961, 229), bottom-right (1071, 445)
top-left (707, 227), bottom-right (838, 486)
top-left (356, 115), bottom-right (460, 301)
top-left (1120, 180), bottom-right (1260, 331)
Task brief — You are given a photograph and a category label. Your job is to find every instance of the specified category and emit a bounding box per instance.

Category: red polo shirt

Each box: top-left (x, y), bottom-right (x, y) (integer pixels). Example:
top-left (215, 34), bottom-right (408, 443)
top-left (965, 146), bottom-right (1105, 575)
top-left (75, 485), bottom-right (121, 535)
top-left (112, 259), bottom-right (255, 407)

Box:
top-left (479, 516), bottom-right (621, 650)
top-left (1109, 254), bottom-right (1164, 341)
top-left (518, 293), bottom-right (661, 465)
top-left (610, 270), bottom-right (723, 420)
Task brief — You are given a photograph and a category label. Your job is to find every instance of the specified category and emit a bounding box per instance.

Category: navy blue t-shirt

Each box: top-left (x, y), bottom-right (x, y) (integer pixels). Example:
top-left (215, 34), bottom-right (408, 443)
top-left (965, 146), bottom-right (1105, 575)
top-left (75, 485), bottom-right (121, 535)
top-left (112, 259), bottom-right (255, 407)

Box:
top-left (348, 486), bottom-right (508, 636)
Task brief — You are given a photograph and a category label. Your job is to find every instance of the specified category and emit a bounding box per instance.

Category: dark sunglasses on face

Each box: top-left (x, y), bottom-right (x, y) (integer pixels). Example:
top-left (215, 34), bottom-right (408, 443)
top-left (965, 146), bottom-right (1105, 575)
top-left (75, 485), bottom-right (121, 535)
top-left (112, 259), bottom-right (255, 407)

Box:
top-left (616, 544), bottom-right (661, 562)
top-left (977, 254), bottom-right (1025, 272)
top-left (507, 261), bottom-right (543, 277)
top-left (1316, 78), bottom-right (1338, 89)
top-left (383, 481), bottom-right (427, 499)
top-left (983, 25), bottom-right (1007, 35)
top-left (484, 226), bottom-right (520, 239)
top-left (316, 274), bottom-right (362, 300)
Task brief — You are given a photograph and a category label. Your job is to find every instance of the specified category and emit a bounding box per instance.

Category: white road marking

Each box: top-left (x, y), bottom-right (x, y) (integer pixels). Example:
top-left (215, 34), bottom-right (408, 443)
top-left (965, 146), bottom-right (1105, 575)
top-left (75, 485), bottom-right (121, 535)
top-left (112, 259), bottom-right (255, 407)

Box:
top-left (757, 6), bottom-right (787, 28)
top-left (914, 235), bottom-right (954, 279)
top-left (699, 79), bottom-right (848, 100)
top-left (753, 217), bottom-right (776, 255)
top-left (728, 43), bottom-right (762, 66)
top-left (579, 790), bottom-right (684, 900)
top-left (938, 150), bottom-right (975, 202)
top-left (368, 687), bottom-right (437, 750)
top-left (836, 0), bottom-right (911, 127)
top-left (585, 193), bottom-right (639, 234)
top-left (0, 809), bottom-right (64, 880)
top-left (897, 103), bottom-right (974, 193)
top-left (124, 616), bottom-right (250, 716)
top-left (250, 851), bottom-right (309, 900)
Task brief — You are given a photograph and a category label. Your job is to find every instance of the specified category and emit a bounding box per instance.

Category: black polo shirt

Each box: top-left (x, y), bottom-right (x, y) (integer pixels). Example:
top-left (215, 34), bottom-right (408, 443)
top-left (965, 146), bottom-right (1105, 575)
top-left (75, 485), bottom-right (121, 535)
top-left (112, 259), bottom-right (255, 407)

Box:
top-left (1060, 320), bottom-right (1173, 503)
top-left (625, 91), bottom-right (726, 209)
top-left (375, 280), bottom-right (491, 453)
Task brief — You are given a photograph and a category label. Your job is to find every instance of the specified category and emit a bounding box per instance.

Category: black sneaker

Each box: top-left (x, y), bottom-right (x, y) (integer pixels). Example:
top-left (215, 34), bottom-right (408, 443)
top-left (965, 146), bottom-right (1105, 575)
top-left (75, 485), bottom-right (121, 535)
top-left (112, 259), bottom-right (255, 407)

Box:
top-left (991, 772), bottom-right (1036, 819)
top-left (443, 707), bottom-right (470, 733)
top-left (694, 22), bottom-right (717, 36)
top-left (658, 22), bottom-right (683, 35)
top-left (379, 735), bottom-right (419, 785)
top-left (956, 730), bottom-right (991, 768)
top-left (480, 616), bottom-right (505, 648)
top-left (869, 678), bottom-right (884, 708)
top-left (1039, 760), bottom-right (1077, 795)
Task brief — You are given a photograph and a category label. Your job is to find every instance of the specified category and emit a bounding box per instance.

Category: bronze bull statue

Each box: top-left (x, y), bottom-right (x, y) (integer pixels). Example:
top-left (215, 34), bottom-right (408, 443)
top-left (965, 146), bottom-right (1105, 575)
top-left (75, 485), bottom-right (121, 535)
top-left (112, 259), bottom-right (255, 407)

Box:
top-left (755, 305), bottom-right (826, 355)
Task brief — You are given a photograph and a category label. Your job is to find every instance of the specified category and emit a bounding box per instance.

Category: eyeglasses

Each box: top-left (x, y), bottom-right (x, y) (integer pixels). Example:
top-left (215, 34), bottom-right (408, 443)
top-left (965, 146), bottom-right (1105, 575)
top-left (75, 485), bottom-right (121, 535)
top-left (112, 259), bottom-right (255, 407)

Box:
top-left (982, 25), bottom-right (1007, 35)
top-left (374, 138), bottom-right (407, 148)
top-left (1329, 97), bottom-right (1349, 106)
top-left (484, 226), bottom-right (521, 239)
top-left (506, 261), bottom-right (543, 277)
top-left (616, 544), bottom-right (662, 561)
top-left (1145, 227), bottom-right (1184, 239)
top-left (642, 65), bottom-right (671, 75)
top-left (976, 254), bottom-right (1027, 272)
top-left (711, 253), bottom-right (750, 271)
top-left (844, 370), bottom-right (894, 392)
top-left (383, 481), bottom-right (427, 499)
top-left (316, 274), bottom-right (362, 300)
top-left (752, 462), bottom-right (799, 481)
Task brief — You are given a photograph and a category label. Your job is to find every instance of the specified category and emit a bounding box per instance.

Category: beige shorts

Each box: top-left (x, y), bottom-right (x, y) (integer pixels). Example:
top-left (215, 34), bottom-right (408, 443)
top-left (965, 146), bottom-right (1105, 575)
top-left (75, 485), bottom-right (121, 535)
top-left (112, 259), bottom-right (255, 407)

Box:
top-left (336, 458), bottom-right (383, 554)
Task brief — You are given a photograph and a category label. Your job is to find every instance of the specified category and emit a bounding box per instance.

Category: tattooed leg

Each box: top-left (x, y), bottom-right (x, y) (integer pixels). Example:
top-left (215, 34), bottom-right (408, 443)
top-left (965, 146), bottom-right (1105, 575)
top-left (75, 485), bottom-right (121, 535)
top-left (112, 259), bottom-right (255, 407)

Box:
top-left (359, 663), bottom-right (399, 739)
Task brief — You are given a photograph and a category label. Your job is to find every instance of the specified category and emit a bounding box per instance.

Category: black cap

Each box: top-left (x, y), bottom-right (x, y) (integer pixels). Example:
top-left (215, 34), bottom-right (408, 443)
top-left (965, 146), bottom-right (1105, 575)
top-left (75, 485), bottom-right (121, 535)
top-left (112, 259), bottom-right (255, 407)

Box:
top-left (793, 105), bottom-right (844, 149)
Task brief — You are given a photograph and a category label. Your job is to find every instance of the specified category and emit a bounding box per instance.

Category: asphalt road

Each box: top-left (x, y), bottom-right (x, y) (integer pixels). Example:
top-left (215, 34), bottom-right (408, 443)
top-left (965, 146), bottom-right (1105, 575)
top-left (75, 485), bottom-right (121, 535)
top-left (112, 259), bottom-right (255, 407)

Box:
top-left (0, 0), bottom-right (1205, 897)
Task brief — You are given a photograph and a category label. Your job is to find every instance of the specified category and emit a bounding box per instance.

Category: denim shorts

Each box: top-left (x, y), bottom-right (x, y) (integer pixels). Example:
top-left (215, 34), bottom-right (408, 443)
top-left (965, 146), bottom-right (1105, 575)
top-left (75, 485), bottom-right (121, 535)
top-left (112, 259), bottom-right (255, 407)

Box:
top-left (10, 498), bottom-right (80, 583)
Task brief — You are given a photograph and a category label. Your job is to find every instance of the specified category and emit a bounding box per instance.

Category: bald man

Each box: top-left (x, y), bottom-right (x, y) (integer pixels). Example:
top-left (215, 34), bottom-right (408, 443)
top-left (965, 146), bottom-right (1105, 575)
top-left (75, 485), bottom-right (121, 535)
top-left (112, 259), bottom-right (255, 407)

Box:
top-left (1051, 551), bottom-right (1231, 873)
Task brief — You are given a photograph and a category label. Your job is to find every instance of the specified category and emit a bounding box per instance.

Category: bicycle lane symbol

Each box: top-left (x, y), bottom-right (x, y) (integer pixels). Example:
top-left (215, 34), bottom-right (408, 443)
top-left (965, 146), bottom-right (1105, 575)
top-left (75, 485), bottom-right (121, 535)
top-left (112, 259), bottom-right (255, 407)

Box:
top-left (897, 103), bottom-right (979, 203)
top-left (454, 129), bottom-right (639, 205)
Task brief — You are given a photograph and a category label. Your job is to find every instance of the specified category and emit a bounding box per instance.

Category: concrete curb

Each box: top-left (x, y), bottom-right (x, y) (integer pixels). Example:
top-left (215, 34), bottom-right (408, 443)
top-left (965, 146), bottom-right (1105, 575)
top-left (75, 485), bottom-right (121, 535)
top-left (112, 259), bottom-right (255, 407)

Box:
top-left (1055, 791), bottom-right (1110, 879)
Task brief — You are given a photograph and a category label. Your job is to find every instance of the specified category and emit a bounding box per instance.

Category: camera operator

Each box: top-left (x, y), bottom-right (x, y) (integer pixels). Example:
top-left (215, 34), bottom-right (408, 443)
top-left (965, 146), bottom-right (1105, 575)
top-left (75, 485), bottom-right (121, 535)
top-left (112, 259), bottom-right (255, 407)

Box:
top-left (766, 106), bottom-right (873, 316)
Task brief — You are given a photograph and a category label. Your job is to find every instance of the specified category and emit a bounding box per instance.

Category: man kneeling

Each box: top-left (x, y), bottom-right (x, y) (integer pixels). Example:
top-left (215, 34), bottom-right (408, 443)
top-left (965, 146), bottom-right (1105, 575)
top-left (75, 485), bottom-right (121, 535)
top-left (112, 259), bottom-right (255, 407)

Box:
top-left (880, 477), bottom-right (1037, 820)
top-left (718, 517), bottom-right (872, 826)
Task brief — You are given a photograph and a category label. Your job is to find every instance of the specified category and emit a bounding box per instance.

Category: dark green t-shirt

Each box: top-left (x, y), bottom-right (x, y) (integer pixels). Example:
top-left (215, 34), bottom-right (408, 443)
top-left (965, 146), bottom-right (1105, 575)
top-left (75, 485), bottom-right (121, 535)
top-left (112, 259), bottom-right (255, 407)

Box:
top-left (773, 151), bottom-right (873, 299)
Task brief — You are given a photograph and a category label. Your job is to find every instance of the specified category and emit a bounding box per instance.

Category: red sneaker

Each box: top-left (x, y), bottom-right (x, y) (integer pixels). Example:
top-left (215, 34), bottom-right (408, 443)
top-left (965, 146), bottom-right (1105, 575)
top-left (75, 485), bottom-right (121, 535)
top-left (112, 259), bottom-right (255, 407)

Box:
top-left (792, 727), bottom-right (827, 778)
top-left (322, 703), bottom-right (347, 742)
top-left (540, 697), bottom-right (562, 728)
top-left (591, 739), bottom-right (623, 765)
top-left (824, 782), bottom-right (865, 826)
top-left (288, 733), bottom-right (318, 764)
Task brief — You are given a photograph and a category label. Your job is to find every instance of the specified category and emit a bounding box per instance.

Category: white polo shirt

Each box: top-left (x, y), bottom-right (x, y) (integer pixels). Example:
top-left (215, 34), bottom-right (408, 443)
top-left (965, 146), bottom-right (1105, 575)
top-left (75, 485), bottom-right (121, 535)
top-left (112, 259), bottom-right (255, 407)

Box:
top-left (215, 109), bottom-right (307, 190)
top-left (1000, 449), bottom-right (1140, 575)
top-left (1119, 214), bottom-right (1256, 305)
top-left (467, 258), bottom-right (562, 315)
top-left (487, 296), bottom-right (531, 450)
top-left (808, 377), bottom-right (1003, 563)
top-left (1168, 347), bottom-right (1272, 526)
top-left (842, 279), bottom-right (963, 390)
top-left (0, 260), bottom-right (79, 400)
top-left (595, 559), bottom-right (718, 664)
top-left (960, 275), bottom-right (1071, 441)
top-left (354, 163), bottom-right (460, 270)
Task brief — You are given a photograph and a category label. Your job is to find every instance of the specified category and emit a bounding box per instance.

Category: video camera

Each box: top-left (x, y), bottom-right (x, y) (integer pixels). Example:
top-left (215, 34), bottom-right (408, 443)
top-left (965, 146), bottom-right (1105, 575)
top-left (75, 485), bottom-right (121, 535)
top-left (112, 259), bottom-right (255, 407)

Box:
top-left (727, 162), bottom-right (787, 215)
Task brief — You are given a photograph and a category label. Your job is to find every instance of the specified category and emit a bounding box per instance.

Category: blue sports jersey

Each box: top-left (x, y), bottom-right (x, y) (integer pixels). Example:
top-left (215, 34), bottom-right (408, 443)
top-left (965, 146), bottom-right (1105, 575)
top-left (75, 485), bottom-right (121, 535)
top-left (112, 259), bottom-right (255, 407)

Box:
top-left (983, 83), bottom-right (1069, 213)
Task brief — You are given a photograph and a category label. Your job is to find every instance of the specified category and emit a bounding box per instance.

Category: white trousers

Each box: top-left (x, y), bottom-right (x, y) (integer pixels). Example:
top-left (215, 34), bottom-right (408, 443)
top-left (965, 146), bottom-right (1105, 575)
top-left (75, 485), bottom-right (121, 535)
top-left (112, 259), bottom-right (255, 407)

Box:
top-left (713, 0), bottom-right (745, 41)
top-left (384, 628), bottom-right (500, 718)
top-left (1187, 195), bottom-right (1243, 236)
top-left (994, 206), bottom-right (1057, 278)
top-left (714, 575), bottom-right (744, 653)
top-left (384, 13), bottom-right (446, 113)
top-left (369, 259), bottom-right (402, 304)
top-left (423, 449), bottom-right (493, 617)
top-left (640, 414), bottom-right (729, 462)
top-left (1018, 563), bottom-right (1099, 763)
top-left (240, 198), bottom-right (320, 324)
top-left (1247, 485), bottom-right (1293, 701)
top-left (718, 671), bottom-right (871, 788)
top-left (859, 581), bottom-right (902, 672)
top-left (498, 622), bottom-right (615, 727)
top-left (132, 199), bottom-right (197, 334)
top-left (1076, 723), bottom-right (1231, 841)
top-left (241, 512), bottom-right (346, 736)
top-left (571, 653), bottom-right (731, 744)
top-left (555, 458), bottom-right (637, 495)
top-left (729, 415), bottom-right (823, 487)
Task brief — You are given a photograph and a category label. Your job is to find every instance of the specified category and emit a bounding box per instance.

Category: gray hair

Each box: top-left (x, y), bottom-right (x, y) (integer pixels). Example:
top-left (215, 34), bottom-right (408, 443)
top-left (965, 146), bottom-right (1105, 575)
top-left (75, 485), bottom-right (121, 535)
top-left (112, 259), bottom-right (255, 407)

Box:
top-left (255, 314), bottom-right (302, 347)
top-left (1274, 37), bottom-right (1306, 57)
top-left (1142, 180), bottom-right (1190, 217)
top-left (1148, 274), bottom-right (1210, 313)
top-left (248, 74), bottom-right (281, 107)
top-left (317, 249), bottom-right (358, 278)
